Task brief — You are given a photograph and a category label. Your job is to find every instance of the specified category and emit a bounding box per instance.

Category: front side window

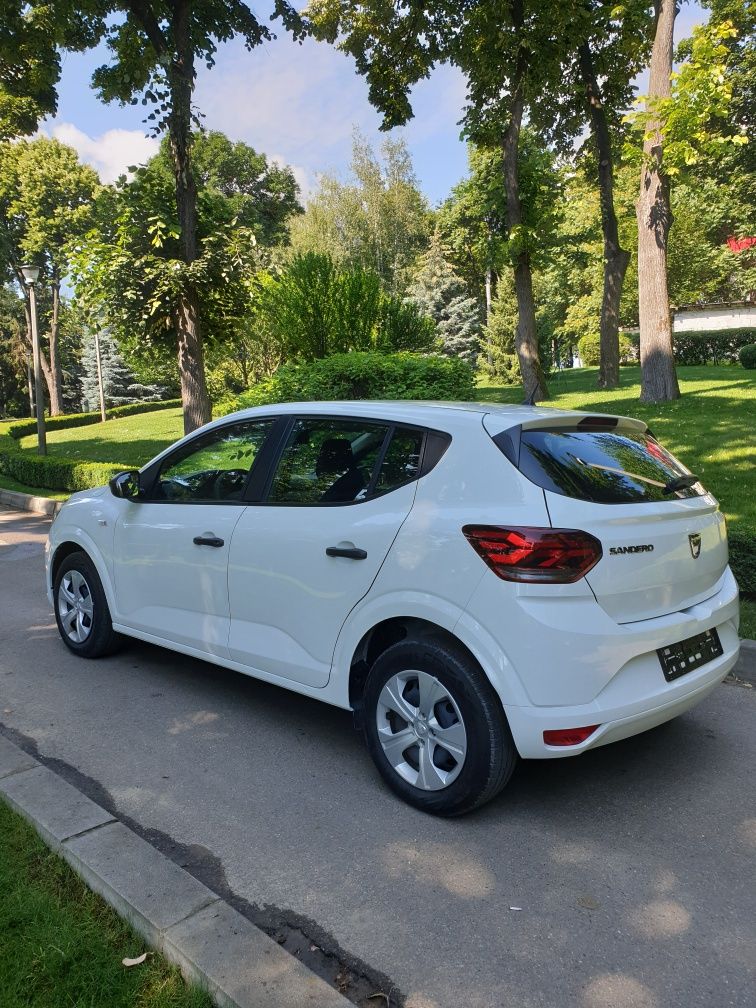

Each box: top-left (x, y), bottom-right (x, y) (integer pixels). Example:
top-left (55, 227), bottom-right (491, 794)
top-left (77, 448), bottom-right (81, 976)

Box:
top-left (268, 419), bottom-right (390, 504)
top-left (153, 420), bottom-right (273, 502)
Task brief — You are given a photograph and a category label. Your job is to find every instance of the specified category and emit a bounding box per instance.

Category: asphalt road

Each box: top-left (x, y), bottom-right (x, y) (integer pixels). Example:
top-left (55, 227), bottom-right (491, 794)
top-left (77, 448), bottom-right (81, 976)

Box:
top-left (1, 505), bottom-right (754, 1008)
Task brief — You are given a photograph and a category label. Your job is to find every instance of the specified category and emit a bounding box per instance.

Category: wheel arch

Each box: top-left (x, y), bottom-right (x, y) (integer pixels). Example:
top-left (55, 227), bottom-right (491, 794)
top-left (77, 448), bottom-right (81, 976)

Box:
top-left (50, 535), bottom-right (117, 615)
top-left (348, 617), bottom-right (493, 724)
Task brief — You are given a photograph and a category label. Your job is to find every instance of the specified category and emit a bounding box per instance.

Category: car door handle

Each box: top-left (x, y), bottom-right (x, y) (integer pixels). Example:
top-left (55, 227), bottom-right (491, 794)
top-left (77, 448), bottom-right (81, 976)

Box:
top-left (193, 535), bottom-right (224, 548)
top-left (326, 545), bottom-right (368, 560)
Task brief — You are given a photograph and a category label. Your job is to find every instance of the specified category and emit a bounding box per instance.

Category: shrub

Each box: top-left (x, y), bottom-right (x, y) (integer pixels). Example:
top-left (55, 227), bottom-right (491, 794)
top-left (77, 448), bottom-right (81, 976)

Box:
top-left (672, 328), bottom-right (756, 366)
top-left (739, 343), bottom-right (756, 369)
top-left (729, 528), bottom-right (756, 596)
top-left (6, 399), bottom-right (181, 442)
top-left (222, 352), bottom-right (476, 414)
top-left (577, 333), bottom-right (634, 367)
top-left (0, 443), bottom-right (123, 493)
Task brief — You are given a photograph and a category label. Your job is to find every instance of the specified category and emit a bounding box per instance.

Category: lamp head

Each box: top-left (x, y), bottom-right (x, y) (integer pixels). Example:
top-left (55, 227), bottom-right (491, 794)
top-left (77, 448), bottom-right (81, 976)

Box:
top-left (20, 264), bottom-right (40, 286)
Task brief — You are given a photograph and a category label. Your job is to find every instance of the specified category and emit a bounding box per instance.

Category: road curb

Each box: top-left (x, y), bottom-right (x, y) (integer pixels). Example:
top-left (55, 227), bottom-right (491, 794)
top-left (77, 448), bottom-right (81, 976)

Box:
top-left (0, 735), bottom-right (351, 1008)
top-left (0, 487), bottom-right (62, 515)
top-left (733, 639), bottom-right (756, 684)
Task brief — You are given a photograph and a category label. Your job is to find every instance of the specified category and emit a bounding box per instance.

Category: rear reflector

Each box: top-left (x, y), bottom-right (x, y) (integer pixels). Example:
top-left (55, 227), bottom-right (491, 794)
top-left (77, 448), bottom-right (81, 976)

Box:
top-left (543, 725), bottom-right (599, 746)
top-left (462, 526), bottom-right (602, 583)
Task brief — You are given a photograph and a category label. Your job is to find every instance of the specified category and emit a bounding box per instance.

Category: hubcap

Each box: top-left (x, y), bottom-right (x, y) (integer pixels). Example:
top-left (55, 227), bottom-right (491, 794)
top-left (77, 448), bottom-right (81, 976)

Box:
top-left (376, 670), bottom-right (467, 791)
top-left (57, 569), bottom-right (94, 644)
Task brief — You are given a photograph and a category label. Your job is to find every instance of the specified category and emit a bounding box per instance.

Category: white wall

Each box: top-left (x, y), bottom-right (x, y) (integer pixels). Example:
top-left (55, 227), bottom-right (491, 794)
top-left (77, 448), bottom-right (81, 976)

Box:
top-left (674, 304), bottom-right (756, 333)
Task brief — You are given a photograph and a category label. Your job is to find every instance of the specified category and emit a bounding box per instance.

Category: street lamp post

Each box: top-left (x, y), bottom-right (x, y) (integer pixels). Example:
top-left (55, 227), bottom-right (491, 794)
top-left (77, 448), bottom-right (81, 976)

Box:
top-left (20, 265), bottom-right (46, 455)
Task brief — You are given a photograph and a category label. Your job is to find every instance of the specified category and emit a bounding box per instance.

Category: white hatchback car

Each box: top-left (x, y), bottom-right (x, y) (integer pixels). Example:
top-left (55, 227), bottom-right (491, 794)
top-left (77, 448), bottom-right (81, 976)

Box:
top-left (46, 401), bottom-right (740, 815)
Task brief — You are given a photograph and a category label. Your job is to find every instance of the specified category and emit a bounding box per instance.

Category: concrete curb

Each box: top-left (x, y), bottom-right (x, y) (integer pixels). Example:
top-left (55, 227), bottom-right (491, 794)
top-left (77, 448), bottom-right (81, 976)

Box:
top-left (0, 735), bottom-right (351, 1008)
top-left (733, 639), bottom-right (756, 684)
top-left (0, 487), bottom-right (62, 516)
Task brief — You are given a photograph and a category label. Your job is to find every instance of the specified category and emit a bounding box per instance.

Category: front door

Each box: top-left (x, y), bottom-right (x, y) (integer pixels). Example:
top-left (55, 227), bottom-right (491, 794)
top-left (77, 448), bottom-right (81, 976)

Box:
top-left (112, 418), bottom-right (274, 656)
top-left (227, 418), bottom-right (426, 686)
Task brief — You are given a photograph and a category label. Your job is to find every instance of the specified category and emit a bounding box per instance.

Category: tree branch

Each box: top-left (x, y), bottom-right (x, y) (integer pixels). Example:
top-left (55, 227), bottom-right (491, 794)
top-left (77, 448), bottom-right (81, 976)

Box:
top-left (124, 0), bottom-right (168, 57)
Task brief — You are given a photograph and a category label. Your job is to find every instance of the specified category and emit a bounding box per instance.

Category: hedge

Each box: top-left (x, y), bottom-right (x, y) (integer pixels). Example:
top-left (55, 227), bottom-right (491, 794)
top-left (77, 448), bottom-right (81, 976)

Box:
top-left (626, 328), bottom-right (756, 366)
top-left (0, 444), bottom-right (123, 493)
top-left (739, 344), bottom-right (756, 369)
top-left (729, 529), bottom-right (756, 597)
top-left (6, 398), bottom-right (181, 442)
top-left (219, 352), bottom-right (477, 415)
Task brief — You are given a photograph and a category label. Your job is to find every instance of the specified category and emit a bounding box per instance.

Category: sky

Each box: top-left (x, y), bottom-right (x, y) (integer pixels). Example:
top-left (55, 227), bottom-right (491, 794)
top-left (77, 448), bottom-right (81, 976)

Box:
top-left (43, 4), bottom-right (707, 207)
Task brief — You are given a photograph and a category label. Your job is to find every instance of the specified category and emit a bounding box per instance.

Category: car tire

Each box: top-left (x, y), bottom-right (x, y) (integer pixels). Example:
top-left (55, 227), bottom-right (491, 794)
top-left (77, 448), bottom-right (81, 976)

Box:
top-left (363, 636), bottom-right (517, 816)
top-left (53, 551), bottom-right (122, 658)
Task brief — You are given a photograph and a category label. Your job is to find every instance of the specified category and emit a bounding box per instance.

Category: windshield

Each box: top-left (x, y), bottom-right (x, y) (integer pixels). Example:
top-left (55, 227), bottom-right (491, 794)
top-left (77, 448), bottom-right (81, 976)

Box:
top-left (514, 428), bottom-right (705, 504)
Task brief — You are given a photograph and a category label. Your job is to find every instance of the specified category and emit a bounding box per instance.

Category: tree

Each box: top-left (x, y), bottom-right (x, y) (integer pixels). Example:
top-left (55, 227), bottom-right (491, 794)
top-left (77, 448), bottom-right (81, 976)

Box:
top-left (1, 2), bottom-right (307, 433)
top-left (310, 0), bottom-right (585, 401)
top-left (406, 232), bottom-right (481, 365)
top-left (290, 131), bottom-right (432, 295)
top-left (0, 284), bottom-right (27, 417)
top-left (630, 12), bottom-right (746, 401)
top-left (0, 136), bottom-right (99, 414)
top-left (80, 328), bottom-right (166, 413)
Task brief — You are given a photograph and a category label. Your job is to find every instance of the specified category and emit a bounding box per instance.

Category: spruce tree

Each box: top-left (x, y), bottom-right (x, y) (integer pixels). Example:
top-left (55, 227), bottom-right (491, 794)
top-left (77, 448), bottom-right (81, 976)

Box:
top-left (406, 234), bottom-right (481, 366)
top-left (80, 330), bottom-right (165, 413)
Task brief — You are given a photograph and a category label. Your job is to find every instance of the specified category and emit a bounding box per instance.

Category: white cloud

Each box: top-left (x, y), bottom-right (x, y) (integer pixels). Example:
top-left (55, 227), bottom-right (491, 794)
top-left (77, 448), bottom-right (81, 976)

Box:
top-left (46, 123), bottom-right (160, 182)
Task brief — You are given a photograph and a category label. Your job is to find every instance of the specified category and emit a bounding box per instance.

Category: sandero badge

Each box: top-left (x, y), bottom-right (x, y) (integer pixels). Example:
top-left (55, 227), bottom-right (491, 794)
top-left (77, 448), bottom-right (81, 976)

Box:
top-left (609, 544), bottom-right (654, 555)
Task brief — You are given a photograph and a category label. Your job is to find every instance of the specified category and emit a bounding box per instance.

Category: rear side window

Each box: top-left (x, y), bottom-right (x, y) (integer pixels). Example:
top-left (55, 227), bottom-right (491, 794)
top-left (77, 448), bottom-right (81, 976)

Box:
top-left (374, 428), bottom-right (424, 494)
top-left (506, 427), bottom-right (704, 504)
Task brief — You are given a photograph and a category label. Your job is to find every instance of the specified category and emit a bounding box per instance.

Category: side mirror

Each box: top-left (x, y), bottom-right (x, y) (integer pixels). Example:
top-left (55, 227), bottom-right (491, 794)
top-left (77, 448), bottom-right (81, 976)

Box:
top-left (109, 470), bottom-right (141, 500)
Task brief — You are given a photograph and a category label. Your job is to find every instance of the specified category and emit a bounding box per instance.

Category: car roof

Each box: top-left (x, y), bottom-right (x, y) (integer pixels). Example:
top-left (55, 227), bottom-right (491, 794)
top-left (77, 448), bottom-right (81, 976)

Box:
top-left (218, 399), bottom-right (579, 428)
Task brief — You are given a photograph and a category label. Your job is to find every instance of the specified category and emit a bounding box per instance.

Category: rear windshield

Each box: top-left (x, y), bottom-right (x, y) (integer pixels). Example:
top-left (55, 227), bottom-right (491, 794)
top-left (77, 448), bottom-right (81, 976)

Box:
top-left (510, 427), bottom-right (705, 504)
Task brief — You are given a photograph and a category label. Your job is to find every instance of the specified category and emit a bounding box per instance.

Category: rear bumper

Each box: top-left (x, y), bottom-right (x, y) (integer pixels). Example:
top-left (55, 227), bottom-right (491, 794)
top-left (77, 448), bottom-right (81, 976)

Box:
top-left (475, 567), bottom-right (741, 759)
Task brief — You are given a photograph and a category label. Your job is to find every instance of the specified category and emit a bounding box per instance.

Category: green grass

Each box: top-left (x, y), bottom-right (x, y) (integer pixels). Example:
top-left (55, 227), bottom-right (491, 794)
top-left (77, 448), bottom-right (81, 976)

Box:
top-left (478, 365), bottom-right (756, 537)
top-left (0, 474), bottom-right (69, 501)
top-left (0, 800), bottom-right (212, 1008)
top-left (17, 407), bottom-right (184, 469)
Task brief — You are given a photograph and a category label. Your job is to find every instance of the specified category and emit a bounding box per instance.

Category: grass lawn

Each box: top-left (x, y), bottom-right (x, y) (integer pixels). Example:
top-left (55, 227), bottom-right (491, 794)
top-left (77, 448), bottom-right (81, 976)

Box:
top-left (0, 799), bottom-right (211, 1008)
top-left (18, 407), bottom-right (184, 469)
top-left (0, 473), bottom-right (69, 501)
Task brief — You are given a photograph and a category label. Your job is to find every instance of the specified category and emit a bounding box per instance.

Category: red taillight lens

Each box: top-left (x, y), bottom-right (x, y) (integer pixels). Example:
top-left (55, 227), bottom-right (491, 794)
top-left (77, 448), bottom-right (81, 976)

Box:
top-left (462, 525), bottom-right (602, 583)
top-left (543, 725), bottom-right (599, 746)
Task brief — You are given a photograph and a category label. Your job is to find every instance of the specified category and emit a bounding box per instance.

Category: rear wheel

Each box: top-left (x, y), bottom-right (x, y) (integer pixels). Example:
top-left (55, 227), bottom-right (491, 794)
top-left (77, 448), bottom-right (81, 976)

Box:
top-left (363, 636), bottom-right (517, 815)
top-left (54, 551), bottom-right (122, 658)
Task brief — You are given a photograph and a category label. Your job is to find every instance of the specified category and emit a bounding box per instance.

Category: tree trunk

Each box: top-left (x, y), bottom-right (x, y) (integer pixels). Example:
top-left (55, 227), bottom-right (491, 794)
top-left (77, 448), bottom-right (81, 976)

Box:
top-left (578, 42), bottom-right (631, 390)
top-left (20, 289), bottom-right (59, 416)
top-left (47, 273), bottom-right (63, 415)
top-left (636, 0), bottom-right (680, 403)
top-left (168, 0), bottom-right (211, 434)
top-left (502, 88), bottom-right (549, 402)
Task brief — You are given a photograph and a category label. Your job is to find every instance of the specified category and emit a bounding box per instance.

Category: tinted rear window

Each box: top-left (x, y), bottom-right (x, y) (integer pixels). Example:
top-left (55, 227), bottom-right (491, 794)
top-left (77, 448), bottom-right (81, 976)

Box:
top-left (511, 428), bottom-right (705, 504)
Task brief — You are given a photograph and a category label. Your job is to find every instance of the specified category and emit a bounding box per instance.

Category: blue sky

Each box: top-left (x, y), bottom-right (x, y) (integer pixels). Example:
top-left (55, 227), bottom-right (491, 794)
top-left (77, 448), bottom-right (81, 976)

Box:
top-left (44, 4), bottom-right (706, 206)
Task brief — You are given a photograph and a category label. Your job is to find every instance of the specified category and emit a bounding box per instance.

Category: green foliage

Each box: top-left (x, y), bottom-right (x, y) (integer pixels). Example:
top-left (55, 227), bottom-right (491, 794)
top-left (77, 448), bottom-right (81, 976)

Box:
top-left (626, 20), bottom-right (747, 175)
top-left (728, 528), bottom-right (756, 595)
top-left (79, 329), bottom-right (166, 411)
top-left (289, 131), bottom-right (432, 295)
top-left (672, 329), bottom-right (756, 366)
top-left (406, 232), bottom-right (482, 365)
top-left (739, 343), bottom-right (756, 369)
top-left (257, 252), bottom-right (435, 362)
top-left (478, 280), bottom-right (554, 382)
top-left (0, 440), bottom-right (121, 492)
top-left (577, 332), bottom-right (634, 367)
top-left (227, 353), bottom-right (476, 412)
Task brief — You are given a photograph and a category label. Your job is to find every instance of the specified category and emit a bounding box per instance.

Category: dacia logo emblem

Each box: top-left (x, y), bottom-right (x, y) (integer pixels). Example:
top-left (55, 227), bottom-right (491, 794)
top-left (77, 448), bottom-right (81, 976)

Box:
top-left (689, 533), bottom-right (702, 559)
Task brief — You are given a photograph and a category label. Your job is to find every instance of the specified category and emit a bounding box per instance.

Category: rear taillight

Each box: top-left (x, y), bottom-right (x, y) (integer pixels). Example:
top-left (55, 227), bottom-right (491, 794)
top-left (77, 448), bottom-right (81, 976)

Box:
top-left (462, 526), bottom-right (602, 583)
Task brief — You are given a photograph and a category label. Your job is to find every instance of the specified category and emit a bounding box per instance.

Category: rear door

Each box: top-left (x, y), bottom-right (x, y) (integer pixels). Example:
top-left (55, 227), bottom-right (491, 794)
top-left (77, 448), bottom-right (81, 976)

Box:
top-left (487, 415), bottom-right (728, 623)
top-left (227, 418), bottom-right (428, 686)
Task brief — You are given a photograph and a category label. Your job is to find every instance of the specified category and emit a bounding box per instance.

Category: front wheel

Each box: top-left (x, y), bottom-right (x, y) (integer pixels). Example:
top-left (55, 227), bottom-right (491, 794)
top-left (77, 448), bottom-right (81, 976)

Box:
top-left (363, 637), bottom-right (517, 816)
top-left (53, 551), bottom-right (122, 658)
